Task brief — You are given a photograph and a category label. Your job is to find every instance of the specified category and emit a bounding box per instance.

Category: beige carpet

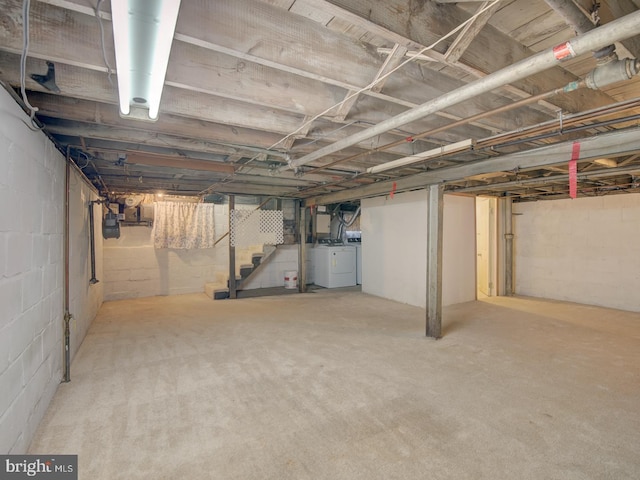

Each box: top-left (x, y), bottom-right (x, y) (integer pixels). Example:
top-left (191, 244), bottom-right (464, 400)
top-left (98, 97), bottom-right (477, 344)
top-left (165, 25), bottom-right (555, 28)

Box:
top-left (29, 291), bottom-right (640, 479)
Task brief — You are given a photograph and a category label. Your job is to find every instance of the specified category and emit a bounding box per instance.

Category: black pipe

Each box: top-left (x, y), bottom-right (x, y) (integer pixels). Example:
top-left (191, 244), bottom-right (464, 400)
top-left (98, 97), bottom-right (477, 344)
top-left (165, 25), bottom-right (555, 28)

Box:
top-left (88, 201), bottom-right (99, 285)
top-left (63, 154), bottom-right (71, 383)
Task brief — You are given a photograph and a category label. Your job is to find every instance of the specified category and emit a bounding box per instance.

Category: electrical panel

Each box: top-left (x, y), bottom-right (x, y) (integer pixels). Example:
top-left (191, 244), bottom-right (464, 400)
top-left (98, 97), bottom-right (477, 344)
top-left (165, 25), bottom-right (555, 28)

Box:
top-left (316, 213), bottom-right (331, 234)
top-left (140, 204), bottom-right (154, 221)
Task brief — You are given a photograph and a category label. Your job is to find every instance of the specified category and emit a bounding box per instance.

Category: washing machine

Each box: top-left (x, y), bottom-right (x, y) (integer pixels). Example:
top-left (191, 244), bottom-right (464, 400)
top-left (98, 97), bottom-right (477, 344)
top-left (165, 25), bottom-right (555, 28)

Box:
top-left (313, 244), bottom-right (357, 288)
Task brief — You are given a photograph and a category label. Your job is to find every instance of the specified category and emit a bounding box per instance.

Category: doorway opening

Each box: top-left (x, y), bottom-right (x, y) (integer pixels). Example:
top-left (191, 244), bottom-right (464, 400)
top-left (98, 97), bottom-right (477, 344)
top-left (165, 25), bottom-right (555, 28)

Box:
top-left (476, 196), bottom-right (497, 298)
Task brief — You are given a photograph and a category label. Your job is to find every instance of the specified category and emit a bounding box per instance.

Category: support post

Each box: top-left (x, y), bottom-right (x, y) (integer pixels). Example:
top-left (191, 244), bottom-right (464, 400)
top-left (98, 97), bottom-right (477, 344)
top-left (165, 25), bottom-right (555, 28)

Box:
top-left (426, 184), bottom-right (444, 338)
top-left (504, 196), bottom-right (514, 296)
top-left (298, 202), bottom-right (308, 293)
top-left (228, 195), bottom-right (237, 299)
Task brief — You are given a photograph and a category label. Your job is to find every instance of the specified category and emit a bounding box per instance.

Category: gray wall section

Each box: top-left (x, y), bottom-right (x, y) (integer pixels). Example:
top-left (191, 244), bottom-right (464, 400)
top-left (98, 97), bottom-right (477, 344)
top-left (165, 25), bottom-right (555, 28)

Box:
top-left (0, 87), bottom-right (103, 453)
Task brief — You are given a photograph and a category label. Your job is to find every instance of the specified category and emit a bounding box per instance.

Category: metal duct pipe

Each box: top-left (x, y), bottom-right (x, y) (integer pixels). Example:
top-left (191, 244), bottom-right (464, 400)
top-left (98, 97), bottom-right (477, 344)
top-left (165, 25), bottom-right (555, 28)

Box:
top-left (544, 0), bottom-right (596, 35)
top-left (283, 10), bottom-right (640, 173)
top-left (544, 0), bottom-right (615, 58)
top-left (585, 58), bottom-right (640, 90)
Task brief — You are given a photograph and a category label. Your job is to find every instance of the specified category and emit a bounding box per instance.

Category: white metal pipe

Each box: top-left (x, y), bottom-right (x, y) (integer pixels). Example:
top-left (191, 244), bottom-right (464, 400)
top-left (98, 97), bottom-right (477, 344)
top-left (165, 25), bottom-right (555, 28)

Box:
top-left (284, 10), bottom-right (640, 172)
top-left (366, 139), bottom-right (474, 174)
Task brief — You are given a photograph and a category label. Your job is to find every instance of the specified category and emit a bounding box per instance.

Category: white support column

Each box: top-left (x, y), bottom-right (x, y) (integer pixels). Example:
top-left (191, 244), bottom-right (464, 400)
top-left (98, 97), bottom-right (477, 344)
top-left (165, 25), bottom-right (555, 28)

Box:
top-left (426, 184), bottom-right (444, 338)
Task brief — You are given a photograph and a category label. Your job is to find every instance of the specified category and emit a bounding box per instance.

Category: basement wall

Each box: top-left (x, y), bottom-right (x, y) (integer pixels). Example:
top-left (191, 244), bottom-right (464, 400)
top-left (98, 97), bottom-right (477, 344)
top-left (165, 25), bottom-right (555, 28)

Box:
top-left (514, 194), bottom-right (640, 312)
top-left (68, 177), bottom-right (103, 357)
top-left (360, 190), bottom-right (476, 308)
top-left (103, 207), bottom-right (228, 301)
top-left (0, 87), bottom-right (103, 453)
top-left (104, 203), bottom-right (262, 300)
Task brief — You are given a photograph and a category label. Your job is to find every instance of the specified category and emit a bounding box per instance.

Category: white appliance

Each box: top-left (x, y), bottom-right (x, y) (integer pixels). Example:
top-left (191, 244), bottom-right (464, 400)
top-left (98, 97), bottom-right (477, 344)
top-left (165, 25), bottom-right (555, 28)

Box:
top-left (313, 245), bottom-right (357, 288)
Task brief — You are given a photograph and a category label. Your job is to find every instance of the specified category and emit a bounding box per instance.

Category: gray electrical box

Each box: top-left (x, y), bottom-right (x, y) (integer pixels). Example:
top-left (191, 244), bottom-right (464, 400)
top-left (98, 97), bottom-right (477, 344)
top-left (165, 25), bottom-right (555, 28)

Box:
top-left (316, 213), bottom-right (331, 234)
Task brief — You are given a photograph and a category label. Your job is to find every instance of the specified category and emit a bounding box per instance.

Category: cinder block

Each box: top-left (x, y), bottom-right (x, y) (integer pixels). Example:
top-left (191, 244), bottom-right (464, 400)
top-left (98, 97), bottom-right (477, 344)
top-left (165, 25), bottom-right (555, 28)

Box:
top-left (22, 268), bottom-right (43, 312)
top-left (0, 387), bottom-right (28, 454)
top-left (129, 269), bottom-right (154, 281)
top-left (40, 324), bottom-right (60, 375)
top-left (9, 155), bottom-right (36, 205)
top-left (5, 233), bottom-right (31, 277)
top-left (49, 291), bottom-right (63, 322)
top-left (0, 277), bottom-right (22, 329)
top-left (48, 234), bottom-right (63, 265)
top-left (0, 359), bottom-right (23, 415)
top-left (33, 235), bottom-right (50, 268)
top-left (0, 187), bottom-right (22, 233)
top-left (0, 233), bottom-right (6, 279)
top-left (21, 334), bottom-right (44, 384)
top-left (0, 135), bottom-right (10, 187)
top-left (0, 324), bottom-right (12, 374)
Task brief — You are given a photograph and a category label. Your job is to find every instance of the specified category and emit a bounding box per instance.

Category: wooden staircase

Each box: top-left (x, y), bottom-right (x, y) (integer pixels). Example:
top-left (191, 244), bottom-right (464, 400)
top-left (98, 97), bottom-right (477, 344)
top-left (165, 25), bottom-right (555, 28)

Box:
top-left (204, 245), bottom-right (277, 300)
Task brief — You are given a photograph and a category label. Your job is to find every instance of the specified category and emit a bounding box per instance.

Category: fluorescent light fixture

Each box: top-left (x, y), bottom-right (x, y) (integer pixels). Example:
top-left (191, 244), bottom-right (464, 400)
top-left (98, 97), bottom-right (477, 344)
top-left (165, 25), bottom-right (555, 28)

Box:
top-left (366, 139), bottom-right (475, 174)
top-left (111, 0), bottom-right (181, 120)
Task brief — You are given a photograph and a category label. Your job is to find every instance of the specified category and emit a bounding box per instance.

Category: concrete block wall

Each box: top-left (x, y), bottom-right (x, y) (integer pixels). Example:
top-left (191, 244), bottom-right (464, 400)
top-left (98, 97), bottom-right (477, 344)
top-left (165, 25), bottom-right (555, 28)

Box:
top-left (514, 194), bottom-right (640, 311)
top-left (103, 225), bottom-right (226, 300)
top-left (104, 204), bottom-right (252, 300)
top-left (361, 190), bottom-right (476, 308)
top-left (68, 177), bottom-right (103, 356)
top-left (0, 87), bottom-right (96, 453)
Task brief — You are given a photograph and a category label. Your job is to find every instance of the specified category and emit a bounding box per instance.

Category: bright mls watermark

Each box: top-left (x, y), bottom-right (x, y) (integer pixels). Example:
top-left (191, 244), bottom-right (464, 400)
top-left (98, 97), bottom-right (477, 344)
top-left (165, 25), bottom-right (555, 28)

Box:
top-left (0, 456), bottom-right (77, 479)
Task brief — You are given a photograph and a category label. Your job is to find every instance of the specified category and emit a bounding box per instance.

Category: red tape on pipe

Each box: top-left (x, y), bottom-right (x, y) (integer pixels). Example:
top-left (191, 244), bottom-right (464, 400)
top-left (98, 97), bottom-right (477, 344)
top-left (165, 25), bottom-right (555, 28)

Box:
top-left (553, 41), bottom-right (576, 61)
top-left (569, 141), bottom-right (580, 199)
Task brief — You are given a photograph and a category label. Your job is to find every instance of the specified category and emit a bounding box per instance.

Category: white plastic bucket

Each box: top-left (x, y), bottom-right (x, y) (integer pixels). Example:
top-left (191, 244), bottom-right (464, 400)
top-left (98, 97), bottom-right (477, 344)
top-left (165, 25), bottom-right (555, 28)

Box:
top-left (284, 270), bottom-right (298, 289)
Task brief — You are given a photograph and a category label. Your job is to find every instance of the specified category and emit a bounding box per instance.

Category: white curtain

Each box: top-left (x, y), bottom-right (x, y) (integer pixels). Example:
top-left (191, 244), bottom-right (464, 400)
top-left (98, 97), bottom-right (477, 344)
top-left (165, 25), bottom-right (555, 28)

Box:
top-left (153, 201), bottom-right (215, 249)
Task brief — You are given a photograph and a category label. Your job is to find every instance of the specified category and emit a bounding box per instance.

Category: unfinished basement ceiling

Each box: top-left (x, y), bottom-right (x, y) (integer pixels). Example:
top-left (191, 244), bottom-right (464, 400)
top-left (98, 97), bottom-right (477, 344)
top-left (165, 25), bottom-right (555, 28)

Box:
top-left (1, 0), bottom-right (640, 202)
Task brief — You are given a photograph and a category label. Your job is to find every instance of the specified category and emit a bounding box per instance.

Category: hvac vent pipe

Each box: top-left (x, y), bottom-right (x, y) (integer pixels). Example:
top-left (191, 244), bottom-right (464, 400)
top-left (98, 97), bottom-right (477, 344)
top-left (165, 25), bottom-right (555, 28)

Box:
top-left (282, 9), bottom-right (640, 173)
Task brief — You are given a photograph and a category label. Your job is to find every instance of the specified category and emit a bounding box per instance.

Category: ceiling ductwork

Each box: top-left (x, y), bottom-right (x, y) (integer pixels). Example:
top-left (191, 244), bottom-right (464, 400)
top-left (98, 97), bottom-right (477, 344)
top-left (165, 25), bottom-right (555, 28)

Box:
top-left (544, 0), bottom-right (639, 91)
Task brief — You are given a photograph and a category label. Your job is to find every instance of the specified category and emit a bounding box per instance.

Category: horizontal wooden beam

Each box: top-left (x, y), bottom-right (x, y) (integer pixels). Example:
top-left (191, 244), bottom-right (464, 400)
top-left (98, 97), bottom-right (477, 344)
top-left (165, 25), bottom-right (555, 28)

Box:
top-left (125, 153), bottom-right (236, 174)
top-left (27, 92), bottom-right (288, 156)
top-left (0, 52), bottom-right (305, 139)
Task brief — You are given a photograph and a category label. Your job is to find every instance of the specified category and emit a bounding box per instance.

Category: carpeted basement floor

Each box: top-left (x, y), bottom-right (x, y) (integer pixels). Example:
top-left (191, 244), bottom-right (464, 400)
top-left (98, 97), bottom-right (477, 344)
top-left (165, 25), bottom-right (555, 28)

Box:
top-left (29, 290), bottom-right (640, 479)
